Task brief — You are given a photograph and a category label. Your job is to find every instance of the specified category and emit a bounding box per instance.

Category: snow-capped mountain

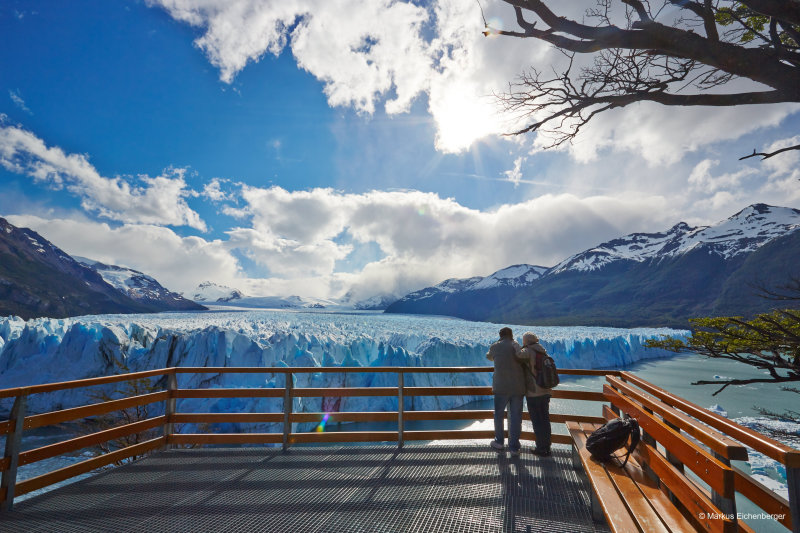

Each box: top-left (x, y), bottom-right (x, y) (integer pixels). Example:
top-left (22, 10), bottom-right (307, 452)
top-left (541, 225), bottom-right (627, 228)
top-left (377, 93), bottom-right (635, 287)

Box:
top-left (470, 264), bottom-right (550, 290)
top-left (387, 204), bottom-right (800, 327)
top-left (76, 258), bottom-right (204, 312)
top-left (385, 265), bottom-right (548, 320)
top-left (403, 264), bottom-right (548, 302)
top-left (215, 295), bottom-right (336, 309)
top-left (192, 283), bottom-right (338, 309)
top-left (351, 294), bottom-right (400, 310)
top-left (551, 204), bottom-right (800, 274)
top-left (192, 281), bottom-right (245, 302)
top-left (0, 218), bottom-right (160, 319)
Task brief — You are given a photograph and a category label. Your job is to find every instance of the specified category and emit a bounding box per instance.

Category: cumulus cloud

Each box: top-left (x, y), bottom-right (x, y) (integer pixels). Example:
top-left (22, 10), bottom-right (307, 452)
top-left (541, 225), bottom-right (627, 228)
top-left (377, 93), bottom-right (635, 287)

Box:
top-left (147, 0), bottom-right (539, 152)
top-left (688, 159), bottom-right (758, 194)
top-left (5, 215), bottom-right (238, 294)
top-left (0, 124), bottom-right (206, 230)
top-left (560, 102), bottom-right (800, 166)
top-left (221, 185), bottom-right (674, 300)
top-left (147, 0), bottom-right (800, 159)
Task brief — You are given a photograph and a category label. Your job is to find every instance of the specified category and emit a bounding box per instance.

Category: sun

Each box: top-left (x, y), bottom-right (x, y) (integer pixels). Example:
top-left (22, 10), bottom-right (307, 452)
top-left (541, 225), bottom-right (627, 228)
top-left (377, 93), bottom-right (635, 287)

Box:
top-left (432, 83), bottom-right (504, 153)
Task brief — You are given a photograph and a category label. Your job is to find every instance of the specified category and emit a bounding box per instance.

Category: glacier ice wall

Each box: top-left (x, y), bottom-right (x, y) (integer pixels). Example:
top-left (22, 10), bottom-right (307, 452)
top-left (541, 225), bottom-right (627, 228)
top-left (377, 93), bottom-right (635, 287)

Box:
top-left (0, 310), bottom-right (686, 431)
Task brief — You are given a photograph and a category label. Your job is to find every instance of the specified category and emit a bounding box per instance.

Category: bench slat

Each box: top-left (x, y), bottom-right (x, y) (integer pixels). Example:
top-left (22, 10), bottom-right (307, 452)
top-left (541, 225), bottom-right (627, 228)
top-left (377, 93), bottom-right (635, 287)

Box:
top-left (568, 423), bottom-right (644, 532)
top-left (619, 456), bottom-right (695, 533)
top-left (570, 421), bottom-right (699, 532)
top-left (604, 385), bottom-right (735, 498)
top-left (631, 438), bottom-right (736, 533)
top-left (599, 405), bottom-right (736, 533)
top-left (575, 422), bottom-right (672, 533)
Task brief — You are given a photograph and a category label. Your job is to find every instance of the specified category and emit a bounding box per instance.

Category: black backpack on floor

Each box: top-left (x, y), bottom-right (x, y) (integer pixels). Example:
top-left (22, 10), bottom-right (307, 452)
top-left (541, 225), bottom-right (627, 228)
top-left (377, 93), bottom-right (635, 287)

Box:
top-left (585, 417), bottom-right (641, 467)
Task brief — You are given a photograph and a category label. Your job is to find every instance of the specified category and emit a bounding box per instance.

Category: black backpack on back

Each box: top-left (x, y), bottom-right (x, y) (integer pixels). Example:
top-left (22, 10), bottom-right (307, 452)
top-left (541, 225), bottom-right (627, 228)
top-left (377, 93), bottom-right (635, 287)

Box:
top-left (585, 417), bottom-right (641, 467)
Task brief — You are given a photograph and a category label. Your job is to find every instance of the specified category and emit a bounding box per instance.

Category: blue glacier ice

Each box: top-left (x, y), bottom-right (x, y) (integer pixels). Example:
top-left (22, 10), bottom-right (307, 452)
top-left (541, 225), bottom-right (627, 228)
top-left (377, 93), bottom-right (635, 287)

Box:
top-left (0, 310), bottom-right (686, 431)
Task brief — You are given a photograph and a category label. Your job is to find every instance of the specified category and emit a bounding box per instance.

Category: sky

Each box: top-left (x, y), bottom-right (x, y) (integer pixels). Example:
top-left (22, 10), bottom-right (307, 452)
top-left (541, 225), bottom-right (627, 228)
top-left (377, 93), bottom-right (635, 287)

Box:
top-left (1, 0), bottom-right (798, 303)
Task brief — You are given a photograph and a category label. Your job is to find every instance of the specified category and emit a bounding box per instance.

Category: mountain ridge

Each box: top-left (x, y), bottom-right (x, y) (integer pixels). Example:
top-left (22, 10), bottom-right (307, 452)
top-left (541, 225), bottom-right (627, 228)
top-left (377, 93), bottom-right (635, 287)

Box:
top-left (385, 204), bottom-right (800, 328)
top-left (76, 258), bottom-right (205, 312)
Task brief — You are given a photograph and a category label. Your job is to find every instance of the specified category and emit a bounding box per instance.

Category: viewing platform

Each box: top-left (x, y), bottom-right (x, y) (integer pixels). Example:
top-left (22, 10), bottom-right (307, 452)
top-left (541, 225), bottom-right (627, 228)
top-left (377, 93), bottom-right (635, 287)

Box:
top-left (3, 444), bottom-right (604, 532)
top-left (1, 367), bottom-right (798, 532)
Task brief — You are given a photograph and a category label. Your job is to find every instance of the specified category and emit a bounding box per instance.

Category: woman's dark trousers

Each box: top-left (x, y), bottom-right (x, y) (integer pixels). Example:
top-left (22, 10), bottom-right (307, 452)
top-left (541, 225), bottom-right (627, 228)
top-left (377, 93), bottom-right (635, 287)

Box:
top-left (526, 394), bottom-right (551, 452)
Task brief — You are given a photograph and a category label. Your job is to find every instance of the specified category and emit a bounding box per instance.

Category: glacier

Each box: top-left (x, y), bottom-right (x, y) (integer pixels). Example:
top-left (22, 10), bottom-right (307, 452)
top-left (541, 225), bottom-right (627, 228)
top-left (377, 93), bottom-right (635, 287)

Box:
top-left (0, 309), bottom-right (684, 431)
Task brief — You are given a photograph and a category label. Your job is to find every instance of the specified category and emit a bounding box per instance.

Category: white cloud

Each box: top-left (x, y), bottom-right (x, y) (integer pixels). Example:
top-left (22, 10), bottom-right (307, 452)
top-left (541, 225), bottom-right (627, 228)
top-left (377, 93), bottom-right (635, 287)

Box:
top-left (0, 124), bottom-right (206, 230)
top-left (147, 0), bottom-right (539, 152)
top-left (222, 185), bottom-right (674, 300)
top-left (9, 90), bottom-right (32, 115)
top-left (563, 102), bottom-right (800, 166)
top-left (688, 159), bottom-right (758, 194)
top-left (4, 215), bottom-right (238, 294)
top-left (148, 0), bottom-right (800, 159)
top-left (202, 177), bottom-right (233, 202)
top-left (504, 156), bottom-right (524, 187)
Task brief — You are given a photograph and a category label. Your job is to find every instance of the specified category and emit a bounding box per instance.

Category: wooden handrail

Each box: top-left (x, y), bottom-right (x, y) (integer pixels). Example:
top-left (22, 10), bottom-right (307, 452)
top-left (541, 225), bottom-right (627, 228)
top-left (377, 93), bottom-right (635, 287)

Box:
top-left (0, 367), bottom-right (620, 398)
top-left (0, 369), bottom-right (173, 399)
top-left (0, 364), bottom-right (797, 531)
top-left (18, 416), bottom-right (166, 466)
top-left (171, 366), bottom-right (620, 375)
top-left (606, 376), bottom-right (748, 461)
top-left (620, 371), bottom-right (800, 468)
top-left (172, 388), bottom-right (285, 399)
top-left (14, 436), bottom-right (166, 497)
top-left (24, 391), bottom-right (169, 430)
top-left (605, 385), bottom-right (735, 498)
top-left (733, 465), bottom-right (792, 530)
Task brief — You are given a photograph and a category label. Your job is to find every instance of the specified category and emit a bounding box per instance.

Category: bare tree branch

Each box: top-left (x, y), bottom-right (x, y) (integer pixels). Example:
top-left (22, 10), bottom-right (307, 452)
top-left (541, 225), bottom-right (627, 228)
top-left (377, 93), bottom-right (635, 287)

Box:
top-left (493, 0), bottom-right (800, 159)
top-left (695, 375), bottom-right (800, 396)
top-left (739, 144), bottom-right (800, 160)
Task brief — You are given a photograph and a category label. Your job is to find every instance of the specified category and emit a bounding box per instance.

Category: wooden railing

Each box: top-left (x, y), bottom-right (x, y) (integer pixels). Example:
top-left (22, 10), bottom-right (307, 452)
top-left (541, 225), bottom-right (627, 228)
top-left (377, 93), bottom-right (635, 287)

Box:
top-left (0, 366), bottom-right (797, 532)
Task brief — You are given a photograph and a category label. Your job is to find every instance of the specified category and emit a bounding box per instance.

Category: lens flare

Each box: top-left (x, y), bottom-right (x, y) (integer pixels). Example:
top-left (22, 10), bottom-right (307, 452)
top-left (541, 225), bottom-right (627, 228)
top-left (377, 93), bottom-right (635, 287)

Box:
top-left (315, 413), bottom-right (331, 432)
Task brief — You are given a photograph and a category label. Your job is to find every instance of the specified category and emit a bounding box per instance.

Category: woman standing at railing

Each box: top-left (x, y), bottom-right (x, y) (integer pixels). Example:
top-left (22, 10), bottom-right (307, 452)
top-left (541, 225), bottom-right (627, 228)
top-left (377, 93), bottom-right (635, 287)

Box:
top-left (518, 332), bottom-right (552, 457)
top-left (486, 327), bottom-right (525, 456)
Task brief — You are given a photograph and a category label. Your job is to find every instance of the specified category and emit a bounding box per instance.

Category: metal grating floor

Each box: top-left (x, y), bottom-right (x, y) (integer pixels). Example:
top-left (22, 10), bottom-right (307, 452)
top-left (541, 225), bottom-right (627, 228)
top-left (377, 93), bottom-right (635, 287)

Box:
top-left (3, 444), bottom-right (611, 533)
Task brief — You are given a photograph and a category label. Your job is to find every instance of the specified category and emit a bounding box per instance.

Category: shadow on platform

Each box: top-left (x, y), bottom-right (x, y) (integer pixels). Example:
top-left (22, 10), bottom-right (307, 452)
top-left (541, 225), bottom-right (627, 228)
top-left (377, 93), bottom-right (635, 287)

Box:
top-left (4, 444), bottom-right (610, 533)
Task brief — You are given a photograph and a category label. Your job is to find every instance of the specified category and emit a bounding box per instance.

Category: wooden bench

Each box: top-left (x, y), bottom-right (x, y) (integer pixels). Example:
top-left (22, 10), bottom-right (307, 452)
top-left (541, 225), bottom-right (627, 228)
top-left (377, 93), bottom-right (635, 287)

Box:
top-left (568, 420), bottom-right (699, 532)
top-left (567, 374), bottom-right (757, 533)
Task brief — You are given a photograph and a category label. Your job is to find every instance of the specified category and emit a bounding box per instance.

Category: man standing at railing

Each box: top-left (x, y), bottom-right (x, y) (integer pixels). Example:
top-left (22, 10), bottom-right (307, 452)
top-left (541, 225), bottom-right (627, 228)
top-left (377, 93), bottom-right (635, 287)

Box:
top-left (486, 327), bottom-right (525, 455)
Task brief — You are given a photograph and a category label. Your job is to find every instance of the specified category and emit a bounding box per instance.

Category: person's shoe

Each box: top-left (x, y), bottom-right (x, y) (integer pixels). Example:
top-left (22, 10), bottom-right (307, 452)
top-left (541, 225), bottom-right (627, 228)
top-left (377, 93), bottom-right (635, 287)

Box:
top-left (531, 448), bottom-right (551, 457)
top-left (509, 448), bottom-right (521, 456)
top-left (490, 440), bottom-right (504, 451)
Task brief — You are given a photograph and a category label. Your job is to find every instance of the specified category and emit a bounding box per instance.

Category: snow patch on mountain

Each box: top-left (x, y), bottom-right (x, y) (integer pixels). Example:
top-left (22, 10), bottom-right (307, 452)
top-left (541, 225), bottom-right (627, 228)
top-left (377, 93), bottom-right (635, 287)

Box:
top-left (396, 265), bottom-right (548, 303)
top-left (551, 204), bottom-right (800, 274)
top-left (192, 281), bottom-right (245, 302)
top-left (470, 264), bottom-right (549, 290)
top-left (352, 294), bottom-right (399, 310)
top-left (75, 258), bottom-right (181, 303)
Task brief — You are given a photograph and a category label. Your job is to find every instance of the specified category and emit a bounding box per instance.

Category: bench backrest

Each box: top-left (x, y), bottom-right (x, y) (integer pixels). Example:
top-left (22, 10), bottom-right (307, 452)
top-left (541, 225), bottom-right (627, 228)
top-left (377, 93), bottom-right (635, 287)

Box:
top-left (607, 374), bottom-right (795, 532)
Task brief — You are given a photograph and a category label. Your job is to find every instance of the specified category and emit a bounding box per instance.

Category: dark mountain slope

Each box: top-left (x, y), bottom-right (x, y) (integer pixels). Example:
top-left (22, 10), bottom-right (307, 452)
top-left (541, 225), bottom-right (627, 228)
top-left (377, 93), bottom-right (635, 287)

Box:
top-left (0, 218), bottom-right (157, 319)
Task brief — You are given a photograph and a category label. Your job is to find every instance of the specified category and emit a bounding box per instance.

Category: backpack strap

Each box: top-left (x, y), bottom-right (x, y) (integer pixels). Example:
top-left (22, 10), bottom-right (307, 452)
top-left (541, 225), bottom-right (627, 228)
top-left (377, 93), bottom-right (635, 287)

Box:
top-left (534, 350), bottom-right (544, 373)
top-left (613, 419), bottom-right (641, 468)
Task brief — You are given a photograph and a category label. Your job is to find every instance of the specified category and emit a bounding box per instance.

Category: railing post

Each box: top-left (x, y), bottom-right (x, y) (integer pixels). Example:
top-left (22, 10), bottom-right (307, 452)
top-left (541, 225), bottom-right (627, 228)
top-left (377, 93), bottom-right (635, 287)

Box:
top-left (282, 372), bottom-right (293, 451)
top-left (398, 372), bottom-right (404, 448)
top-left (663, 420), bottom-right (684, 473)
top-left (711, 451), bottom-right (736, 521)
top-left (1, 394), bottom-right (27, 512)
top-left (163, 371), bottom-right (178, 449)
top-left (786, 465), bottom-right (798, 533)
